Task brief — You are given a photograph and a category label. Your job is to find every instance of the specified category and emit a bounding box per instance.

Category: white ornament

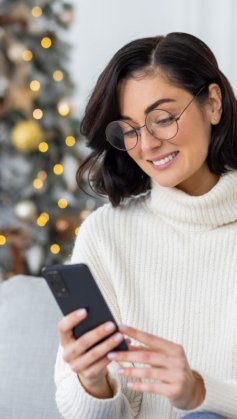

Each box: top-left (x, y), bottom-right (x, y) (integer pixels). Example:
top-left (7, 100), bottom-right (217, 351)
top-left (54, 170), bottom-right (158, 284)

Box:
top-left (24, 244), bottom-right (44, 274)
top-left (14, 200), bottom-right (37, 221)
top-left (62, 154), bottom-right (78, 190)
top-left (7, 43), bottom-right (26, 62)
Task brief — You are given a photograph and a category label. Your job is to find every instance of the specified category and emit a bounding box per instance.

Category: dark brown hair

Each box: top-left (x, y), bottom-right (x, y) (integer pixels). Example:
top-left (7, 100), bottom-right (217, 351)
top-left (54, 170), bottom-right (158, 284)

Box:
top-left (77, 32), bottom-right (237, 206)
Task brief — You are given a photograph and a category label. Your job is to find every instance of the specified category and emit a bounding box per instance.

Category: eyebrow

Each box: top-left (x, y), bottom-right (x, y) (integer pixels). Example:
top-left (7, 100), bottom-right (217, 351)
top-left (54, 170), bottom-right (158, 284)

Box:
top-left (119, 98), bottom-right (176, 120)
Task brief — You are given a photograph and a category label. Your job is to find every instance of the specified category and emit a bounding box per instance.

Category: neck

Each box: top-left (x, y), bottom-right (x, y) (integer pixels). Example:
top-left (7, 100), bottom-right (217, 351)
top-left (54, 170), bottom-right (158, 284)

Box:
top-left (176, 171), bottom-right (220, 196)
top-left (149, 171), bottom-right (237, 231)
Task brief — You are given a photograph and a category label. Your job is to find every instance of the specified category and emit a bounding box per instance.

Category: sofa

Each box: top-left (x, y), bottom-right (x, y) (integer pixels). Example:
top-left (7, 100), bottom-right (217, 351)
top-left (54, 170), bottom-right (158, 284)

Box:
top-left (0, 274), bottom-right (63, 419)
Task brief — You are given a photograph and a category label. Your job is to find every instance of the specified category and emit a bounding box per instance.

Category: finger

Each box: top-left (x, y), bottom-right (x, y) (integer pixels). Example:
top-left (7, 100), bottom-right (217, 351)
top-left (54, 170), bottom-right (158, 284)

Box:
top-left (126, 380), bottom-right (171, 396)
top-left (58, 309), bottom-right (87, 346)
top-left (63, 321), bottom-right (118, 362)
top-left (76, 321), bottom-right (117, 353)
top-left (81, 357), bottom-right (111, 381)
top-left (119, 325), bottom-right (178, 354)
top-left (126, 346), bottom-right (184, 370)
top-left (108, 350), bottom-right (169, 368)
top-left (117, 366), bottom-right (178, 384)
top-left (69, 332), bottom-right (125, 373)
top-left (128, 344), bottom-right (151, 352)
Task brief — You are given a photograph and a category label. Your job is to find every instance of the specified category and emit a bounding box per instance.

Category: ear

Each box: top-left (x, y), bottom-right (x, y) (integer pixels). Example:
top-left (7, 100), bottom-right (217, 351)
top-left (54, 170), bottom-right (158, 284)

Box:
top-left (207, 83), bottom-right (222, 125)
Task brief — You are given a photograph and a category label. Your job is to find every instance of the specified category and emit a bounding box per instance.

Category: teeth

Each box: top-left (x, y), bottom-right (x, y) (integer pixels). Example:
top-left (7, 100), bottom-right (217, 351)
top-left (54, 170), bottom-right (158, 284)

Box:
top-left (153, 152), bottom-right (177, 166)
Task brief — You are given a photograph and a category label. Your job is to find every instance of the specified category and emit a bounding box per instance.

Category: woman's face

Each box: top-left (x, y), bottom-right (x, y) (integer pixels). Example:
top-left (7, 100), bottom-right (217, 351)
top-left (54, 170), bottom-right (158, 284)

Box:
top-left (118, 71), bottom-right (221, 195)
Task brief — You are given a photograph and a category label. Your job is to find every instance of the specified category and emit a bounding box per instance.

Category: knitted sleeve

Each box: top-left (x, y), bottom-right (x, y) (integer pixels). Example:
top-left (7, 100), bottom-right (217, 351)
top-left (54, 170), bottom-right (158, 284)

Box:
top-left (54, 207), bottom-right (142, 419)
top-left (175, 372), bottom-right (237, 419)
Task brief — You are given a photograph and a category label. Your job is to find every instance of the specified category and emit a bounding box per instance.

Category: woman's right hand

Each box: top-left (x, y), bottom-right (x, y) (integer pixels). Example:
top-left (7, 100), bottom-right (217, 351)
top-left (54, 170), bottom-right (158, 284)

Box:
top-left (58, 308), bottom-right (125, 398)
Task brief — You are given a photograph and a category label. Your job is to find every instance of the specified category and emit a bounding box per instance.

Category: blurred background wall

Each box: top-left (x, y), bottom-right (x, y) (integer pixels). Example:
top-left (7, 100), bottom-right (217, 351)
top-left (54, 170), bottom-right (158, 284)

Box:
top-left (68, 0), bottom-right (237, 115)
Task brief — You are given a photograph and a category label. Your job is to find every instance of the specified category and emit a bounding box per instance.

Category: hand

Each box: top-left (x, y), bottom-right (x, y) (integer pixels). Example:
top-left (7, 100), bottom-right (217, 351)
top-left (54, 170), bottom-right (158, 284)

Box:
top-left (58, 309), bottom-right (125, 398)
top-left (107, 325), bottom-right (205, 410)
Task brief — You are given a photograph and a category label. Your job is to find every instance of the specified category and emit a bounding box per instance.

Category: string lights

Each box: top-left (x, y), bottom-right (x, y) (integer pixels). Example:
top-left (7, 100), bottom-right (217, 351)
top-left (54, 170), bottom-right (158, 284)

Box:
top-left (0, 235), bottom-right (7, 245)
top-left (41, 37), bottom-right (52, 49)
top-left (65, 135), bottom-right (76, 147)
top-left (33, 178), bottom-right (44, 189)
top-left (38, 141), bottom-right (48, 153)
top-left (33, 108), bottom-right (43, 120)
top-left (57, 100), bottom-right (70, 117)
top-left (58, 198), bottom-right (68, 209)
top-left (31, 6), bottom-right (42, 18)
top-left (53, 70), bottom-right (64, 81)
top-left (30, 80), bottom-right (41, 92)
top-left (37, 171), bottom-right (47, 180)
top-left (22, 50), bottom-right (33, 61)
top-left (53, 164), bottom-right (64, 175)
top-left (37, 212), bottom-right (49, 227)
top-left (50, 243), bottom-right (61, 254)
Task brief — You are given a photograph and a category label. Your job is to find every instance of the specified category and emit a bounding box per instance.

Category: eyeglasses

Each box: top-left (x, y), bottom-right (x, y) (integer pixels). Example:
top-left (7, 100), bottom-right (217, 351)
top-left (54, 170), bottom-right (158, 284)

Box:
top-left (105, 85), bottom-right (206, 151)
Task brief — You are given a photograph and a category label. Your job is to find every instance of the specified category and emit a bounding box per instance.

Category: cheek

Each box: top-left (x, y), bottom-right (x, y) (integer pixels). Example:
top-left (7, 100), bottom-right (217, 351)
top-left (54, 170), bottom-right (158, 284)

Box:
top-left (127, 149), bottom-right (139, 162)
top-left (171, 117), bottom-right (211, 149)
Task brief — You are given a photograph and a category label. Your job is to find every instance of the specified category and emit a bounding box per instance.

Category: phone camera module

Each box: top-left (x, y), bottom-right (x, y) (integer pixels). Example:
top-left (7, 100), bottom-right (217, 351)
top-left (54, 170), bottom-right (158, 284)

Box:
top-left (49, 271), bottom-right (69, 297)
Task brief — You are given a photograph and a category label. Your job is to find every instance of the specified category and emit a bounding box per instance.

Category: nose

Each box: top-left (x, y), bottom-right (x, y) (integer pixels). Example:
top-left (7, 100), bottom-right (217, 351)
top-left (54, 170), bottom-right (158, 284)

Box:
top-left (138, 125), bottom-right (162, 152)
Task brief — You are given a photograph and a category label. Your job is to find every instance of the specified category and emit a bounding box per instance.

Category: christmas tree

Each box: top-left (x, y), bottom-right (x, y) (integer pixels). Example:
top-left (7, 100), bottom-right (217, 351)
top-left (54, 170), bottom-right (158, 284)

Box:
top-left (0, 1), bottom-right (100, 280)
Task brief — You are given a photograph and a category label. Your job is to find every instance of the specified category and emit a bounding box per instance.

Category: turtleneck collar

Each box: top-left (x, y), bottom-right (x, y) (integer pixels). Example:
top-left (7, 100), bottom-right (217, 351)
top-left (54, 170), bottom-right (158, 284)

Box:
top-left (146, 171), bottom-right (237, 231)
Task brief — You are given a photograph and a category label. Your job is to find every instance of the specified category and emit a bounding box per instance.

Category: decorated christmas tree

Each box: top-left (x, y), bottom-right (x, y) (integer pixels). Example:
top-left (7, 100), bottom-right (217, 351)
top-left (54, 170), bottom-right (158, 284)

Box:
top-left (0, 1), bottom-right (100, 280)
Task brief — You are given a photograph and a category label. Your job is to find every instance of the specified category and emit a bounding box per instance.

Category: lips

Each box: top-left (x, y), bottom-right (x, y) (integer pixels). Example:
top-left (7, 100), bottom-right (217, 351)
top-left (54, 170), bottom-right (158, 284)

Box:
top-left (149, 151), bottom-right (179, 167)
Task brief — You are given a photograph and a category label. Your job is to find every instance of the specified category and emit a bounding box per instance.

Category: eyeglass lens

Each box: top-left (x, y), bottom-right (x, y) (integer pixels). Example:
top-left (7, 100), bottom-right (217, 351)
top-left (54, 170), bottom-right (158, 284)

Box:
top-left (106, 110), bottom-right (178, 151)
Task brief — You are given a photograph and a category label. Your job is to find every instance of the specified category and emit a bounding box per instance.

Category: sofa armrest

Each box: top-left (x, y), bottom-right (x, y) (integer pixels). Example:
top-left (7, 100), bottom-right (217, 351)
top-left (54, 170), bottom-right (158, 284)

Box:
top-left (0, 275), bottom-right (62, 419)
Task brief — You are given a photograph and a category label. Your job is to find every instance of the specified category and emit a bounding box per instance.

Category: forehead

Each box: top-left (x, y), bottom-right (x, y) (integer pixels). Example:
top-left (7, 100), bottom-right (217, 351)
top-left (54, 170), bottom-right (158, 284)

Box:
top-left (118, 72), bottom-right (185, 116)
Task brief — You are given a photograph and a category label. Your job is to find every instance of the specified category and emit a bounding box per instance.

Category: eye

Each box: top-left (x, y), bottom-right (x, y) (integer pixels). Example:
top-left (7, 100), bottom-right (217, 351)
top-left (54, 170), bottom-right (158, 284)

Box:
top-left (147, 109), bottom-right (177, 129)
top-left (117, 121), bottom-right (137, 139)
top-left (123, 128), bottom-right (137, 138)
top-left (154, 114), bottom-right (176, 127)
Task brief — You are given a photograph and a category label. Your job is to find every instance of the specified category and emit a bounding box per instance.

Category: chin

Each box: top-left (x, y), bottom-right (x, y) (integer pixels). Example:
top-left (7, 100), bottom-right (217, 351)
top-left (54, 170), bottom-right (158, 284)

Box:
top-left (153, 175), bottom-right (182, 189)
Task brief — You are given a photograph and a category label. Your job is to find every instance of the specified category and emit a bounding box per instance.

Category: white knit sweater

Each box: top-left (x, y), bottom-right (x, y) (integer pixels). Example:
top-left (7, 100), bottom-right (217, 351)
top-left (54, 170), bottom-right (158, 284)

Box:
top-left (55, 171), bottom-right (237, 419)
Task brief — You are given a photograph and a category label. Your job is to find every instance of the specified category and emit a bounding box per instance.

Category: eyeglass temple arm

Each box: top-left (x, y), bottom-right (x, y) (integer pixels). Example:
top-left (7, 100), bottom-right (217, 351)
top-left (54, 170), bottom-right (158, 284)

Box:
top-left (175, 84), bottom-right (207, 121)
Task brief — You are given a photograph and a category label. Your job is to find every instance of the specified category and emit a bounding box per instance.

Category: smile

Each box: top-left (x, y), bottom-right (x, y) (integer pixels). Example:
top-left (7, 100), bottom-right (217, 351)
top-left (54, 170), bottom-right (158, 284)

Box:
top-left (151, 151), bottom-right (179, 167)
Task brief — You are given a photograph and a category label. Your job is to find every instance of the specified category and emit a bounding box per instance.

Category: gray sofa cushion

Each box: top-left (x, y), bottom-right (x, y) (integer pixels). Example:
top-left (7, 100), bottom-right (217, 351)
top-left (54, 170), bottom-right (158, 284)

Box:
top-left (0, 275), bottom-right (62, 419)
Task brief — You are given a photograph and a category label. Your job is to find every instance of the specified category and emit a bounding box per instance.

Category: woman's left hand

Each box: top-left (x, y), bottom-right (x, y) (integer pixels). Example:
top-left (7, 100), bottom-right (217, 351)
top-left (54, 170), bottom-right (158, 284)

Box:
top-left (107, 325), bottom-right (205, 410)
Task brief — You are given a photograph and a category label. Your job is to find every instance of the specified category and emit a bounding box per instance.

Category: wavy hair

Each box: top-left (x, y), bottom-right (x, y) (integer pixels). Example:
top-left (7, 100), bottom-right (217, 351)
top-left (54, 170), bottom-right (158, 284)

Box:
top-left (77, 32), bottom-right (237, 206)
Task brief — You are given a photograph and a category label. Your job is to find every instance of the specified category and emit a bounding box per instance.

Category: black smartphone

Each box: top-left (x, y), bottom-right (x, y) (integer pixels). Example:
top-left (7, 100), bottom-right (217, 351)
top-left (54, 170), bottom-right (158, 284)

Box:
top-left (41, 263), bottom-right (128, 351)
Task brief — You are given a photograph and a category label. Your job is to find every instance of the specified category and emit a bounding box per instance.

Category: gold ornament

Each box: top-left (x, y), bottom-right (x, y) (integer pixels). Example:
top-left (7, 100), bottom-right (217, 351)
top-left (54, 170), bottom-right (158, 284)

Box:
top-left (11, 120), bottom-right (44, 152)
top-left (6, 85), bottom-right (36, 114)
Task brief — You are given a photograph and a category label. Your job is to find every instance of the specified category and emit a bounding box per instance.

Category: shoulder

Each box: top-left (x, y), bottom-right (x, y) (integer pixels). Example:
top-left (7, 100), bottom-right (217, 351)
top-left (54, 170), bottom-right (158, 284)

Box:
top-left (81, 192), bottom-right (150, 230)
top-left (71, 192), bottom-right (151, 263)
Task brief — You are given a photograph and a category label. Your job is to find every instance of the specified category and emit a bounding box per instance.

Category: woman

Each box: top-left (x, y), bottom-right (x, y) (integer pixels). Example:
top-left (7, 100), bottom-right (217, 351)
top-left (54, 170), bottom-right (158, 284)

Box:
top-left (55, 33), bottom-right (237, 419)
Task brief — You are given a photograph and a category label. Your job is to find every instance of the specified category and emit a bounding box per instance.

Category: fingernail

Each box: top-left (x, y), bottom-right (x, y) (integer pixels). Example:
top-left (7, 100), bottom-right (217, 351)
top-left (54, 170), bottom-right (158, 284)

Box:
top-left (76, 308), bottom-right (87, 317)
top-left (104, 322), bottom-right (115, 332)
top-left (107, 352), bottom-right (117, 359)
top-left (114, 333), bottom-right (123, 342)
top-left (119, 325), bottom-right (128, 332)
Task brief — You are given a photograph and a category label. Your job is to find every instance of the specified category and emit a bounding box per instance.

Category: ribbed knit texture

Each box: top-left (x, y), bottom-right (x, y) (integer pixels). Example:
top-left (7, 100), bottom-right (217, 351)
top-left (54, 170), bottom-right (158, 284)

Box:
top-left (55, 171), bottom-right (237, 419)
